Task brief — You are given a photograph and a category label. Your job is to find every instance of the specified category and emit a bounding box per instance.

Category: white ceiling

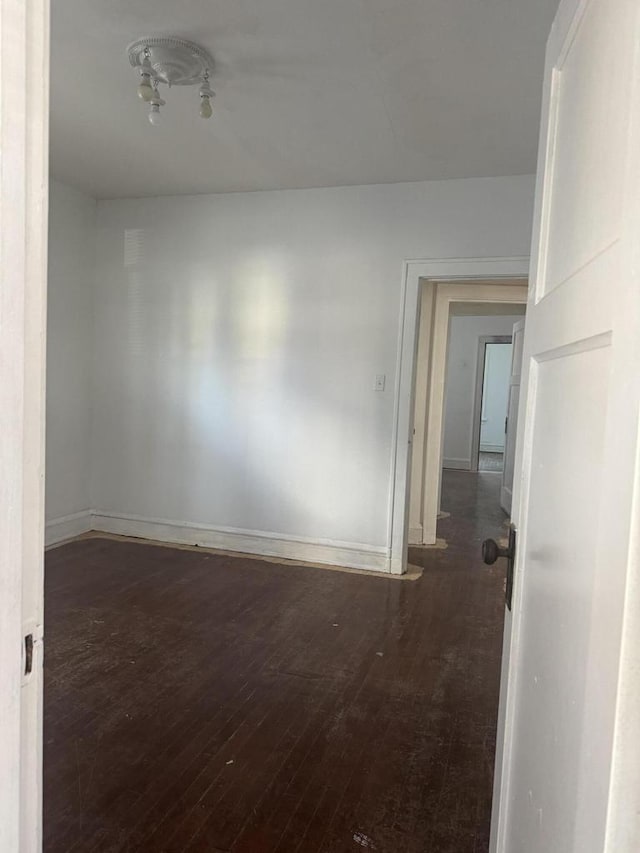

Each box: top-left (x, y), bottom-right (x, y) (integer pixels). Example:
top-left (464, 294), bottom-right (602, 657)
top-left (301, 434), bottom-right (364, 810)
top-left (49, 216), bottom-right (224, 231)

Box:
top-left (50, 0), bottom-right (558, 199)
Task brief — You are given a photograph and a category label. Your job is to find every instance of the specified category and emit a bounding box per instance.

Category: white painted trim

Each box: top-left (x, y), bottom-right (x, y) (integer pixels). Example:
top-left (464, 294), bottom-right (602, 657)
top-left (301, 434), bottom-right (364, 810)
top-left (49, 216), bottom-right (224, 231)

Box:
top-left (443, 457), bottom-right (471, 470)
top-left (480, 444), bottom-right (505, 454)
top-left (421, 280), bottom-right (528, 544)
top-left (45, 511), bottom-right (92, 547)
top-left (408, 524), bottom-right (423, 545)
top-left (388, 261), bottom-right (420, 574)
top-left (408, 281), bottom-right (436, 548)
top-left (0, 1), bottom-right (49, 850)
top-left (391, 258), bottom-right (530, 572)
top-left (0, 0), bottom-right (49, 848)
top-left (20, 0), bottom-right (49, 847)
top-left (91, 511), bottom-right (391, 574)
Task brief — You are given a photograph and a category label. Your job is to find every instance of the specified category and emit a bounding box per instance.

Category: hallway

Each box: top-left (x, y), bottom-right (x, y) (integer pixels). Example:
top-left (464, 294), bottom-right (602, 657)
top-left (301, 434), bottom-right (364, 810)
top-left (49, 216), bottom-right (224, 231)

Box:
top-left (44, 472), bottom-right (507, 852)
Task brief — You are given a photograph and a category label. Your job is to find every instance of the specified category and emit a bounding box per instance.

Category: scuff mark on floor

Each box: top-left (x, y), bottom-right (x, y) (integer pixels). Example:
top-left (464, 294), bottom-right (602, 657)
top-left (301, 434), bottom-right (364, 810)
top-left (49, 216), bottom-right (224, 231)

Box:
top-left (410, 538), bottom-right (448, 550)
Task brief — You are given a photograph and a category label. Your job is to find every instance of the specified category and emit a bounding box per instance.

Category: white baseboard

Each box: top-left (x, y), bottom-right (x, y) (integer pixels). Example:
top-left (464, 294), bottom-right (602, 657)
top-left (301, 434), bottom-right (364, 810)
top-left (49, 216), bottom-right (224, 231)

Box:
top-left (91, 511), bottom-right (391, 574)
top-left (408, 525), bottom-right (423, 545)
top-left (45, 510), bottom-right (92, 546)
top-left (479, 444), bottom-right (504, 453)
top-left (443, 457), bottom-right (471, 470)
top-left (389, 555), bottom-right (406, 574)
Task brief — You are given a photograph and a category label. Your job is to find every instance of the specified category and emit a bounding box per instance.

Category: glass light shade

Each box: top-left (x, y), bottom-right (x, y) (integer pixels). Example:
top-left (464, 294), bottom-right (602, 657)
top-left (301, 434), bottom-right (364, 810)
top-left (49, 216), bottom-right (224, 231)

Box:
top-left (200, 97), bottom-right (213, 119)
top-left (148, 105), bottom-right (161, 125)
top-left (138, 79), bottom-right (154, 102)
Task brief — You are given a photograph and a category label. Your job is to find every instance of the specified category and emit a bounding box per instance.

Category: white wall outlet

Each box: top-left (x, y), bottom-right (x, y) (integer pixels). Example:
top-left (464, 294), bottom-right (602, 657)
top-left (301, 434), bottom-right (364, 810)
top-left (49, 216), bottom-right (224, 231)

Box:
top-left (374, 374), bottom-right (386, 392)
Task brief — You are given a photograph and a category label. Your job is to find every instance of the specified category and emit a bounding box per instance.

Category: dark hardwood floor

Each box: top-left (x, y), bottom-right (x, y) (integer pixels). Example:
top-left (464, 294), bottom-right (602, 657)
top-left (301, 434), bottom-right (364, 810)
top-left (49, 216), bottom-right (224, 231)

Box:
top-left (44, 471), bottom-right (507, 852)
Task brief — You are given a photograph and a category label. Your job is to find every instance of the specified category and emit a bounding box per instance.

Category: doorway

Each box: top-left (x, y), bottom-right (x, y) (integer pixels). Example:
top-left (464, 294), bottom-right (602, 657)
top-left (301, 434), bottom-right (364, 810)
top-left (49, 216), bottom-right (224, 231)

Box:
top-left (472, 337), bottom-right (513, 474)
top-left (440, 304), bottom-right (525, 519)
top-left (404, 275), bottom-right (529, 552)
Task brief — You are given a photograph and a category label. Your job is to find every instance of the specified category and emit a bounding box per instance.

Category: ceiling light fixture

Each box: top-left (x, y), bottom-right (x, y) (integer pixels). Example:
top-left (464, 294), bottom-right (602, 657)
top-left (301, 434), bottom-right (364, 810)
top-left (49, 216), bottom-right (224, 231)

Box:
top-left (127, 36), bottom-right (215, 125)
top-left (199, 70), bottom-right (213, 119)
top-left (148, 82), bottom-right (166, 126)
top-left (137, 48), bottom-right (154, 102)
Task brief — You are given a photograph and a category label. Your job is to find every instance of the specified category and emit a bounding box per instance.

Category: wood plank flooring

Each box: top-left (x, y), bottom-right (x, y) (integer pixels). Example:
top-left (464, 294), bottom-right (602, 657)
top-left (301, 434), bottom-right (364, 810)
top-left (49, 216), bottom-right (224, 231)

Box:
top-left (44, 471), bottom-right (507, 852)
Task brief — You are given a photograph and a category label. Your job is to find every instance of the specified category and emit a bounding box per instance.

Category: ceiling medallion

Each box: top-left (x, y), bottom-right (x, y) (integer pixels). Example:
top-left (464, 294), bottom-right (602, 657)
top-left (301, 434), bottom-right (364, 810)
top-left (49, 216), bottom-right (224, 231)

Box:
top-left (127, 36), bottom-right (215, 125)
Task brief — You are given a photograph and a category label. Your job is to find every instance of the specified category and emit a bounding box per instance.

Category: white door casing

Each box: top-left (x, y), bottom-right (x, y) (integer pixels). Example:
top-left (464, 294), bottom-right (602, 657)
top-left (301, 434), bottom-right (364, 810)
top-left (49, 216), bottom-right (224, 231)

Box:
top-left (392, 258), bottom-right (529, 569)
top-left (500, 319), bottom-right (525, 514)
top-left (491, 1), bottom-right (640, 851)
top-left (405, 274), bottom-right (528, 549)
top-left (419, 280), bottom-right (527, 545)
top-left (0, 1), bottom-right (49, 851)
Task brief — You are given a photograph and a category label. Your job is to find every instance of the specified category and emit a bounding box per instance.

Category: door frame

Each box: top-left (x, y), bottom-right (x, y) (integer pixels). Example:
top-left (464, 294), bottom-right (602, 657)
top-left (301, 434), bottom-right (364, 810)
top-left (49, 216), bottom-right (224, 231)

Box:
top-left (0, 0), bottom-right (49, 850)
top-left (470, 336), bottom-right (513, 473)
top-left (499, 318), bottom-right (526, 514)
top-left (397, 269), bottom-right (529, 557)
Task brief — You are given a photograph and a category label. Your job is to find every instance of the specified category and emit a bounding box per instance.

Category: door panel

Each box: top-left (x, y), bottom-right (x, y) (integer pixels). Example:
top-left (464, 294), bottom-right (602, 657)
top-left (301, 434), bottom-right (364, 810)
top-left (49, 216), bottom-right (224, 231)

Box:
top-left (493, 1), bottom-right (640, 851)
top-left (510, 340), bottom-right (611, 849)
top-left (543, 0), bottom-right (628, 297)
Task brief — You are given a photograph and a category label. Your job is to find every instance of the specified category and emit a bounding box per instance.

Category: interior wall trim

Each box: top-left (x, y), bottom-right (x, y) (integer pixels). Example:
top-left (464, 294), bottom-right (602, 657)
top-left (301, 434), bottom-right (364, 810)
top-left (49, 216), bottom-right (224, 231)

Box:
top-left (443, 457), bottom-right (472, 470)
top-left (45, 510), bottom-right (93, 547)
top-left (391, 256), bottom-right (530, 572)
top-left (90, 511), bottom-right (391, 574)
top-left (408, 524), bottom-right (423, 545)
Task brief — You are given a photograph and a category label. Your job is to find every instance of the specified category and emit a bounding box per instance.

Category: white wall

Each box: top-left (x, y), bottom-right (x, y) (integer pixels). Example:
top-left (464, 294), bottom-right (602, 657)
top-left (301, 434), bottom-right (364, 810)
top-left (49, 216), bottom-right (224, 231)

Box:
top-left (45, 182), bottom-right (96, 542)
top-left (443, 314), bottom-right (524, 470)
top-left (480, 342), bottom-right (512, 452)
top-left (89, 175), bottom-right (534, 570)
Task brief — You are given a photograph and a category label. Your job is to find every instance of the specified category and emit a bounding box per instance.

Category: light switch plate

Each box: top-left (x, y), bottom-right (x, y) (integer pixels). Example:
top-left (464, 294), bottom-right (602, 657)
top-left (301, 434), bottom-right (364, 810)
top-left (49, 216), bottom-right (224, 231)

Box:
top-left (374, 374), bottom-right (386, 391)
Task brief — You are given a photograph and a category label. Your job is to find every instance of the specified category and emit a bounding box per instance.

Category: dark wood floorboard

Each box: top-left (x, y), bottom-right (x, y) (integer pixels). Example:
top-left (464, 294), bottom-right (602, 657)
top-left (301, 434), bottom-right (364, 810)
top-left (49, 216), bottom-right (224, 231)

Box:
top-left (44, 471), bottom-right (507, 852)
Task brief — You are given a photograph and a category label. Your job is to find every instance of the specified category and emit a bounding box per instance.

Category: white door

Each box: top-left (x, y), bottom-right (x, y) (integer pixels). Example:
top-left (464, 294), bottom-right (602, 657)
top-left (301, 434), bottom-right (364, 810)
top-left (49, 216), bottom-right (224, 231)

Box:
top-left (479, 342), bottom-right (512, 454)
top-left (491, 1), bottom-right (640, 851)
top-left (0, 2), bottom-right (49, 851)
top-left (499, 320), bottom-right (525, 514)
